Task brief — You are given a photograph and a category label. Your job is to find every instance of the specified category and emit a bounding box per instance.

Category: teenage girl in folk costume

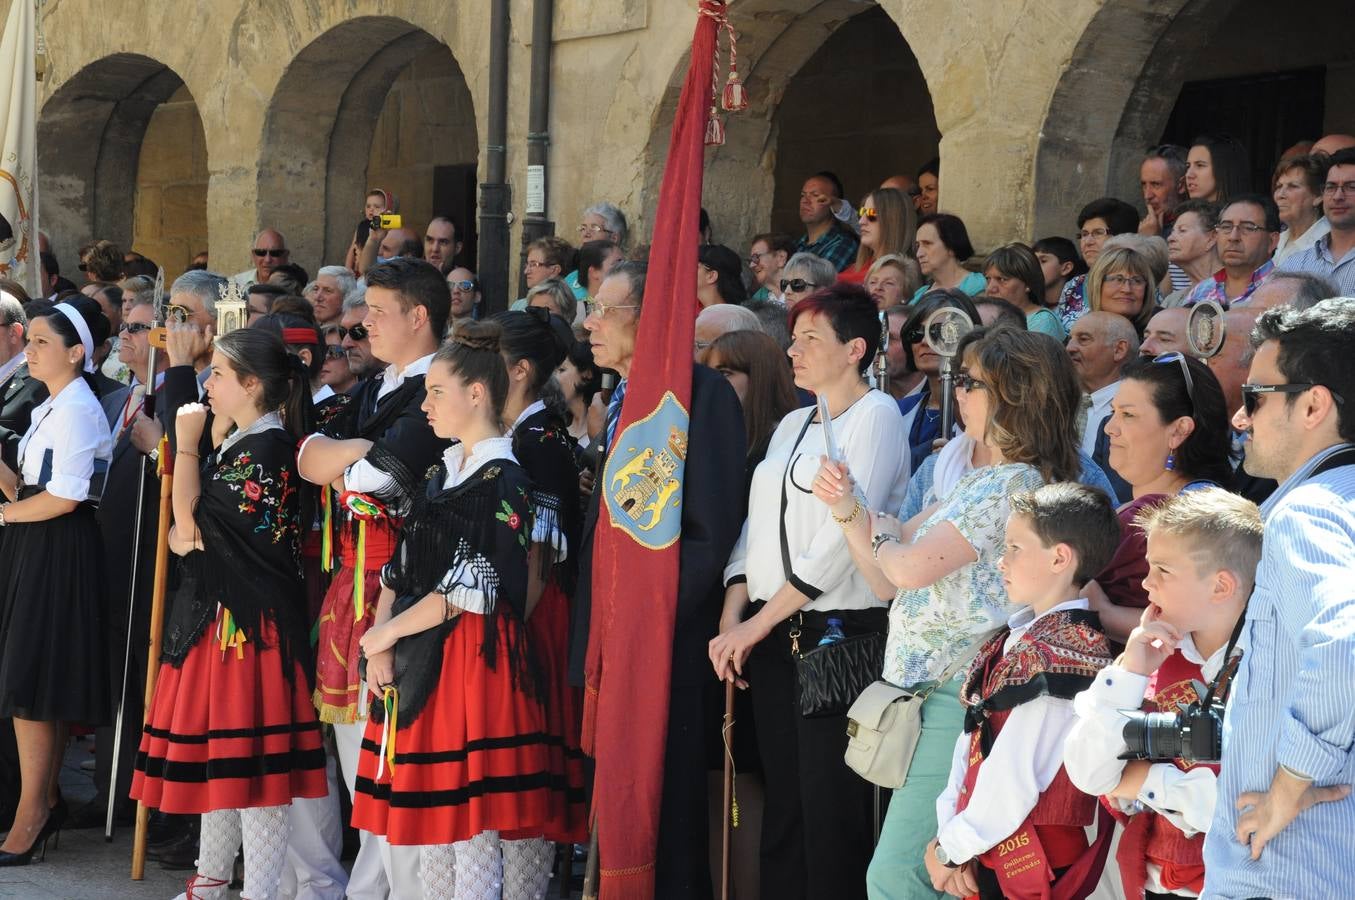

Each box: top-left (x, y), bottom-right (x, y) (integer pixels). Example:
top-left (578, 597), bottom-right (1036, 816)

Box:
top-left (0, 298), bottom-right (114, 865)
top-left (353, 321), bottom-right (561, 900)
top-left (131, 329), bottom-right (327, 900)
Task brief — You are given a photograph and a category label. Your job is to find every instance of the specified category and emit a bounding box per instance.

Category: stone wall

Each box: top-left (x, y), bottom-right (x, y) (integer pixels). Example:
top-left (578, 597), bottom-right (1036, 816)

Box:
top-left (131, 85), bottom-right (208, 279)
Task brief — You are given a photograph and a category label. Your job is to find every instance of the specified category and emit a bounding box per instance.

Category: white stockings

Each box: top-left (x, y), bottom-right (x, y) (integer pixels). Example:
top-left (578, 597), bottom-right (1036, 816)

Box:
top-left (185, 805), bottom-right (289, 900)
top-left (418, 832), bottom-right (556, 900)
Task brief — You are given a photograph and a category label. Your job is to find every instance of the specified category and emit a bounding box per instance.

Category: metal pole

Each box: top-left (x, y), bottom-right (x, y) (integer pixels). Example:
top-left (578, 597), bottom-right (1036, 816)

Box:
top-left (939, 358), bottom-right (956, 441)
top-left (105, 348), bottom-right (156, 840)
top-left (518, 0), bottom-right (556, 298)
top-left (478, 0), bottom-right (513, 316)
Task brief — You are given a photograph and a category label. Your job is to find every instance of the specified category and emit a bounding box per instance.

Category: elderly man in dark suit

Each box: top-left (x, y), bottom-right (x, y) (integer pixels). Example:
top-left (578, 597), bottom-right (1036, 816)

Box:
top-left (569, 262), bottom-right (747, 899)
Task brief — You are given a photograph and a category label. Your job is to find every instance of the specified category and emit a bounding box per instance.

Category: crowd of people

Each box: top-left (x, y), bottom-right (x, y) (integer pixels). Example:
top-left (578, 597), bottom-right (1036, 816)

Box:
top-left (0, 128), bottom-right (1351, 900)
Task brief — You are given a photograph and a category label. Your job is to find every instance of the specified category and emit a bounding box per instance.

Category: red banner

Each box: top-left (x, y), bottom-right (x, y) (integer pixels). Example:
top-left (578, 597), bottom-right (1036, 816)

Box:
top-left (581, 3), bottom-right (722, 897)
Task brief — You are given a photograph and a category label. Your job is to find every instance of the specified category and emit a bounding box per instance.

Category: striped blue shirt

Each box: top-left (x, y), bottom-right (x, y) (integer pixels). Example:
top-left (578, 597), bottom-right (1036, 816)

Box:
top-left (1275, 233), bottom-right (1355, 297)
top-left (1203, 443), bottom-right (1355, 898)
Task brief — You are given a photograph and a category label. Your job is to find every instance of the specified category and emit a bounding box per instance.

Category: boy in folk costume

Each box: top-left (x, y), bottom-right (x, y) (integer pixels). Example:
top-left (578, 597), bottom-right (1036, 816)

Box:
top-left (296, 258), bottom-right (450, 896)
top-left (926, 484), bottom-right (1120, 899)
top-left (1064, 489), bottom-right (1261, 899)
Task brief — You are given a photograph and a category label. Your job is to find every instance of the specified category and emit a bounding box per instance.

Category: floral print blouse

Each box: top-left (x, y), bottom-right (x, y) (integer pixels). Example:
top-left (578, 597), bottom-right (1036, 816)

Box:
top-left (882, 462), bottom-right (1044, 688)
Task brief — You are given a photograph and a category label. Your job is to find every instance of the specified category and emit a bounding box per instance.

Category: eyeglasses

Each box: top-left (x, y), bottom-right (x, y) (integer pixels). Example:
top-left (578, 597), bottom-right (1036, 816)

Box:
top-left (119, 322), bottom-right (153, 335)
top-left (747, 251), bottom-right (771, 267)
top-left (901, 328), bottom-right (924, 344)
top-left (165, 304), bottom-right (191, 324)
top-left (1241, 382), bottom-right (1346, 417)
top-left (448, 279), bottom-right (476, 292)
top-left (590, 302), bottom-right (640, 319)
top-left (578, 223), bottom-right (615, 238)
top-left (252, 248), bottom-right (288, 258)
top-left (780, 278), bottom-right (818, 293)
top-left (1103, 274), bottom-right (1148, 289)
top-left (1214, 222), bottom-right (1267, 236)
top-left (955, 373), bottom-right (987, 392)
top-left (1154, 351), bottom-right (1195, 415)
top-left (1077, 228), bottom-right (1110, 241)
top-left (344, 323), bottom-right (368, 341)
top-left (694, 339), bottom-right (713, 352)
top-left (323, 344), bottom-right (348, 361)
top-left (858, 207), bottom-right (878, 221)
top-left (1322, 181), bottom-right (1355, 197)
top-left (524, 260), bottom-right (554, 271)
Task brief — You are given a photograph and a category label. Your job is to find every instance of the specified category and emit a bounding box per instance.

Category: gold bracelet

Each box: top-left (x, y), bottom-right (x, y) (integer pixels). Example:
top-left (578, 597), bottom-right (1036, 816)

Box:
top-left (831, 499), bottom-right (863, 527)
top-left (177, 449), bottom-right (200, 459)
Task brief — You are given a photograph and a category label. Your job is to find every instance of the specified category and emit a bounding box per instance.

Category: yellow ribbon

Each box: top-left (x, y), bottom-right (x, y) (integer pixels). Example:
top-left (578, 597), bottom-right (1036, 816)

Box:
top-left (353, 519), bottom-right (367, 621)
top-left (155, 434), bottom-right (170, 478)
top-left (376, 686), bottom-right (398, 779)
top-left (320, 485), bottom-right (334, 574)
top-left (217, 607), bottom-right (246, 660)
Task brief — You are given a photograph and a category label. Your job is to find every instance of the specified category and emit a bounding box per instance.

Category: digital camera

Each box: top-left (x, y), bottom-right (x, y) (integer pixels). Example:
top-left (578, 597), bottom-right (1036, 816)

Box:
top-left (1120, 682), bottom-right (1223, 766)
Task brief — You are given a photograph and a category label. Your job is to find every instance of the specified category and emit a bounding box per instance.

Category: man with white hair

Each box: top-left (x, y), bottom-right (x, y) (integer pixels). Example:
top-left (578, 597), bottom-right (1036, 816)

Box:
top-left (0, 292), bottom-right (41, 470)
top-left (693, 303), bottom-right (762, 364)
top-left (312, 266), bottom-right (356, 326)
top-left (1067, 310), bottom-right (1140, 502)
top-left (165, 270), bottom-right (228, 375)
top-left (231, 228), bottom-right (290, 287)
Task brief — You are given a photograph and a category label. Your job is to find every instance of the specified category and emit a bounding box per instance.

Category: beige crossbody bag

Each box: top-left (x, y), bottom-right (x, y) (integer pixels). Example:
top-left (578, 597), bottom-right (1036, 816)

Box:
top-left (843, 639), bottom-right (988, 789)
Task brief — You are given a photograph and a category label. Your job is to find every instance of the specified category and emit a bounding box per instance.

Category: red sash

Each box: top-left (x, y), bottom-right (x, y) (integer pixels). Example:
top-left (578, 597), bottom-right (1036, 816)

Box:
top-left (339, 517), bottom-right (400, 570)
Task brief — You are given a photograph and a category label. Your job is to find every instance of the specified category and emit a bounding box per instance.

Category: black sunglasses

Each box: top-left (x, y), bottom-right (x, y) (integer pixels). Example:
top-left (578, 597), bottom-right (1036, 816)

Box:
top-left (119, 322), bottom-right (153, 335)
top-left (901, 328), bottom-right (924, 344)
top-left (1154, 351), bottom-right (1195, 416)
top-left (1241, 382), bottom-right (1345, 417)
top-left (323, 344), bottom-right (348, 360)
top-left (780, 278), bottom-right (818, 293)
top-left (343, 323), bottom-right (368, 341)
top-left (252, 248), bottom-right (288, 258)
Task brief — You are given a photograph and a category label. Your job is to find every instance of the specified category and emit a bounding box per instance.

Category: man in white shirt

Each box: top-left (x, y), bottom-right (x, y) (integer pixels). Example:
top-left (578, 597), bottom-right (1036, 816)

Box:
top-left (1067, 311), bottom-right (1139, 459)
top-left (231, 228), bottom-right (290, 288)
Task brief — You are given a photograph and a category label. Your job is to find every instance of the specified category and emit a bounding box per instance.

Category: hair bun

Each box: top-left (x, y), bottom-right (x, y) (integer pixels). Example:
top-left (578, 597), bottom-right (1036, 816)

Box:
top-left (452, 319), bottom-right (502, 353)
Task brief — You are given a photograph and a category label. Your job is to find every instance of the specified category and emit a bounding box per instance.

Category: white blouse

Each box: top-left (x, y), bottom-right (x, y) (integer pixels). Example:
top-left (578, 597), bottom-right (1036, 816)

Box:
top-left (15, 378), bottom-right (113, 502)
top-left (724, 390), bottom-right (910, 613)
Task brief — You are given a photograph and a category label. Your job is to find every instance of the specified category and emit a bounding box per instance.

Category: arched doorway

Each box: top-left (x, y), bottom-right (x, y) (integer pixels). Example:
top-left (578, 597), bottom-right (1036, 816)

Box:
top-left (38, 53), bottom-right (206, 277)
top-left (259, 17), bottom-right (478, 272)
top-left (641, 1), bottom-right (936, 250)
top-left (1034, 0), bottom-right (1355, 237)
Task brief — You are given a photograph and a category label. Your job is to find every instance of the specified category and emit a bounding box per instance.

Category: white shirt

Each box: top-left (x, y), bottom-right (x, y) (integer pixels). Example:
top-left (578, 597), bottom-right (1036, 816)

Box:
top-left (1081, 380), bottom-right (1119, 459)
top-left (312, 384), bottom-right (335, 405)
top-left (1063, 634), bottom-right (1223, 896)
top-left (342, 352), bottom-right (436, 494)
top-left (433, 436), bottom-right (518, 615)
top-left (15, 378), bottom-right (113, 502)
top-left (231, 268), bottom-right (258, 289)
top-left (935, 599), bottom-right (1089, 864)
top-left (0, 353), bottom-right (24, 385)
top-left (724, 390), bottom-right (909, 612)
top-left (1273, 216), bottom-right (1330, 265)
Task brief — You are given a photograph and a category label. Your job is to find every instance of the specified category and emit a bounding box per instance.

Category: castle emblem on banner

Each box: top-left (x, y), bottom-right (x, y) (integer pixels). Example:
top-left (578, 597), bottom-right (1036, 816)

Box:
top-left (603, 391), bottom-right (690, 549)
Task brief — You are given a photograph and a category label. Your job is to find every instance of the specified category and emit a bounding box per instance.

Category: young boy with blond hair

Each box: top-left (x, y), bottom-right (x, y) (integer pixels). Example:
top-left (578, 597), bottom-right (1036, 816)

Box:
top-left (926, 483), bottom-right (1120, 899)
top-left (1063, 487), bottom-right (1263, 899)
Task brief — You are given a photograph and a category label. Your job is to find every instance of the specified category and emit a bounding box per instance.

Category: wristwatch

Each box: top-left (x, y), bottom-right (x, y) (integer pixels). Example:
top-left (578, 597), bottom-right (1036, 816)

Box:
top-left (934, 842), bottom-right (960, 869)
top-left (147, 446), bottom-right (159, 463)
top-left (871, 531), bottom-right (899, 560)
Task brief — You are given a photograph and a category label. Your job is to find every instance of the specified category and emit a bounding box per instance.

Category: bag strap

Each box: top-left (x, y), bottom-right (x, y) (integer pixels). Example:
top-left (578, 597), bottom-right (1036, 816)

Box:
top-left (778, 410), bottom-right (818, 583)
top-left (915, 632), bottom-right (992, 702)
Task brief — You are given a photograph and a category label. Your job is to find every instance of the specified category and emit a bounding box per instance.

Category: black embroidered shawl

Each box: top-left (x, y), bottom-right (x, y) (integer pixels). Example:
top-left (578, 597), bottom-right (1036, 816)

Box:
top-left (511, 406), bottom-right (581, 594)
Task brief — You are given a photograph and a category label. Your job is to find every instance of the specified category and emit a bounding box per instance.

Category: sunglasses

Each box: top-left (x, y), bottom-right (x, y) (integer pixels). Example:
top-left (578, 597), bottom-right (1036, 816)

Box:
top-left (119, 321), bottom-right (153, 335)
top-left (448, 279), bottom-right (476, 292)
top-left (165, 304), bottom-right (191, 324)
top-left (323, 344), bottom-right (348, 361)
top-left (955, 373), bottom-right (987, 392)
top-left (1241, 382), bottom-right (1346, 417)
top-left (344, 323), bottom-right (369, 341)
top-left (780, 278), bottom-right (818, 293)
top-left (902, 328), bottom-right (924, 344)
top-left (1153, 351), bottom-right (1195, 415)
top-left (252, 248), bottom-right (288, 258)
top-left (858, 207), bottom-right (878, 221)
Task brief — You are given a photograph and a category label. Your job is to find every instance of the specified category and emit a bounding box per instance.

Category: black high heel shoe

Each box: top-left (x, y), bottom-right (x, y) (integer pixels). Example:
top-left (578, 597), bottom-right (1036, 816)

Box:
top-left (0, 815), bottom-right (52, 867)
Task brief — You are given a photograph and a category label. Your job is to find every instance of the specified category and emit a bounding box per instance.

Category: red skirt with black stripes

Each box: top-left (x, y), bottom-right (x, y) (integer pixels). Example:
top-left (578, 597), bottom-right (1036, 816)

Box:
top-left (131, 612), bottom-right (327, 814)
top-left (351, 612), bottom-right (555, 846)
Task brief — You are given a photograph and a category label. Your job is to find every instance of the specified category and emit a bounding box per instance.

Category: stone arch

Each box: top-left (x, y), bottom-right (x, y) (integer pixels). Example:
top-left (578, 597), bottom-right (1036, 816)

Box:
top-left (37, 53), bottom-right (203, 274)
top-left (258, 15), bottom-right (478, 269)
top-left (639, 0), bottom-right (937, 246)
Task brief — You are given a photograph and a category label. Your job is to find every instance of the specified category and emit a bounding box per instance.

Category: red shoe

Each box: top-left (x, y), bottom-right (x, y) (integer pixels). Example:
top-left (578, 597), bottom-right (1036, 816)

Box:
top-left (184, 873), bottom-right (229, 899)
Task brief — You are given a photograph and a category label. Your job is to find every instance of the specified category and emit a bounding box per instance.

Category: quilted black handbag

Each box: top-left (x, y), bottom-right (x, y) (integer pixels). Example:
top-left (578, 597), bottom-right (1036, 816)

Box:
top-left (777, 411), bottom-right (886, 718)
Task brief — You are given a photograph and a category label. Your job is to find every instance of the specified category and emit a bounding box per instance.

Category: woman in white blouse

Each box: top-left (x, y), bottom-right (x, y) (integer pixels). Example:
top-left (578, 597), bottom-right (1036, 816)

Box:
top-left (710, 284), bottom-right (909, 899)
top-left (813, 328), bottom-right (1083, 899)
top-left (0, 297), bottom-right (113, 864)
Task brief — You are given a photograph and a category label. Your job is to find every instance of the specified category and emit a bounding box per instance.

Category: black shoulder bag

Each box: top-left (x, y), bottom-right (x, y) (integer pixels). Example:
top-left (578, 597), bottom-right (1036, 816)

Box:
top-left (780, 410), bottom-right (886, 718)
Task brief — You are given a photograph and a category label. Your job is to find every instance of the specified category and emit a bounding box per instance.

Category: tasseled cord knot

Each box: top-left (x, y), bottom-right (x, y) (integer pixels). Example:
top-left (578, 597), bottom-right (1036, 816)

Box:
top-left (377, 686), bottom-right (398, 779)
top-left (698, 0), bottom-right (746, 146)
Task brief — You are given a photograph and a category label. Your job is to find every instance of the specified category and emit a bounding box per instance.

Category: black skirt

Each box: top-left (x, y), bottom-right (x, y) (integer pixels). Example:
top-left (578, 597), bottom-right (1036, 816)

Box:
top-left (0, 500), bottom-right (112, 724)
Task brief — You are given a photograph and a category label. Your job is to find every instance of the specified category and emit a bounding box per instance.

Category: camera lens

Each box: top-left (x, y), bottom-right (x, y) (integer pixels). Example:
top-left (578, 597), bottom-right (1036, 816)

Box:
top-left (1121, 711), bottom-right (1186, 761)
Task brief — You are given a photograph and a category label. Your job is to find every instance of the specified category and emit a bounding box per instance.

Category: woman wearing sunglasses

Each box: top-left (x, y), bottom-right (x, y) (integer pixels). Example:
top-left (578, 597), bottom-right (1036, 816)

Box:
top-left (812, 327), bottom-right (1082, 897)
top-left (779, 252), bottom-right (838, 308)
top-left (842, 188), bottom-right (917, 285)
top-left (1088, 352), bottom-right (1233, 642)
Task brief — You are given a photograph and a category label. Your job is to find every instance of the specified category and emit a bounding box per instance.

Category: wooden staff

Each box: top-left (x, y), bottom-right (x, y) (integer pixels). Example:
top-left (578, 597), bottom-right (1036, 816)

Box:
top-left (721, 679), bottom-right (735, 900)
top-left (130, 443), bottom-right (173, 880)
top-left (581, 824), bottom-right (600, 900)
